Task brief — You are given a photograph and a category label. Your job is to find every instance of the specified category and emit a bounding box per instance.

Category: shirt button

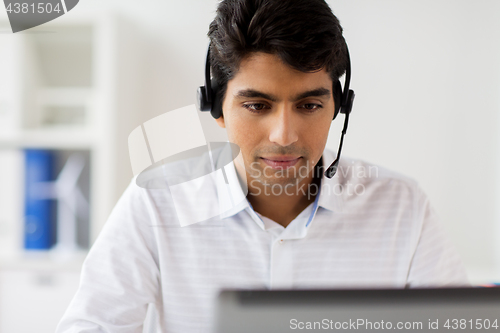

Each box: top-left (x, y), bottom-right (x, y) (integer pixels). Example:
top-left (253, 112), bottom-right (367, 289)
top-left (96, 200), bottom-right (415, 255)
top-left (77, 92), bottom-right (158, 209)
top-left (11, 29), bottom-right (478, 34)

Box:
top-left (280, 239), bottom-right (284, 243)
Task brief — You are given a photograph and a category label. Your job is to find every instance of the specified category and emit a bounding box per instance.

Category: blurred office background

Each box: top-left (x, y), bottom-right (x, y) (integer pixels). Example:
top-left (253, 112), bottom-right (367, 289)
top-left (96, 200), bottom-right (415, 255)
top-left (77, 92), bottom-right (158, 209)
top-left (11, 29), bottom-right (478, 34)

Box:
top-left (0, 0), bottom-right (499, 332)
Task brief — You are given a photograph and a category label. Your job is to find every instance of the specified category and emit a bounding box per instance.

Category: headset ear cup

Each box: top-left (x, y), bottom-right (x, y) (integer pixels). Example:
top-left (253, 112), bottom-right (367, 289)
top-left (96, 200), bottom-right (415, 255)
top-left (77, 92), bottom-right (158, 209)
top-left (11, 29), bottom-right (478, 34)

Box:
top-left (333, 80), bottom-right (342, 120)
top-left (197, 86), bottom-right (210, 112)
top-left (210, 80), bottom-right (223, 119)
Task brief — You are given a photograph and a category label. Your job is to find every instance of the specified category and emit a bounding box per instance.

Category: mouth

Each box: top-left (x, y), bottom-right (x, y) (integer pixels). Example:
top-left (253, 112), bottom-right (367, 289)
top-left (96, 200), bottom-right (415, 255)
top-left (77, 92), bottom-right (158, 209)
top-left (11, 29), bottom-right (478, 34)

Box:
top-left (260, 156), bottom-right (301, 169)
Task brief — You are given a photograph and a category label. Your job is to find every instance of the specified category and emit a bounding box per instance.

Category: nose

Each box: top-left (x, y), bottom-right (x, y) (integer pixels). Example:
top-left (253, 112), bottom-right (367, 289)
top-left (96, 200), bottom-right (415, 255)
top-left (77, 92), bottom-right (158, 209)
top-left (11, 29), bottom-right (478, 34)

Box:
top-left (268, 104), bottom-right (299, 147)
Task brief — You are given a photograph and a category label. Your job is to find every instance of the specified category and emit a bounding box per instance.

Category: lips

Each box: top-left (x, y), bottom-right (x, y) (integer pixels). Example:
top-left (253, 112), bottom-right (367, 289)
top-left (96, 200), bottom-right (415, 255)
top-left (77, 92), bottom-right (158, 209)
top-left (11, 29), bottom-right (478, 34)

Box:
top-left (261, 156), bottom-right (301, 168)
top-left (262, 156), bottom-right (301, 162)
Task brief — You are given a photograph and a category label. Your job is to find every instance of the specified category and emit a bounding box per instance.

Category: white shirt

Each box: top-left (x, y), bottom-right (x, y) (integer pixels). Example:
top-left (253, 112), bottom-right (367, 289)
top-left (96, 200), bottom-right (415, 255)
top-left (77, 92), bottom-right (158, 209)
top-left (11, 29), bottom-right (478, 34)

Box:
top-left (56, 147), bottom-right (469, 333)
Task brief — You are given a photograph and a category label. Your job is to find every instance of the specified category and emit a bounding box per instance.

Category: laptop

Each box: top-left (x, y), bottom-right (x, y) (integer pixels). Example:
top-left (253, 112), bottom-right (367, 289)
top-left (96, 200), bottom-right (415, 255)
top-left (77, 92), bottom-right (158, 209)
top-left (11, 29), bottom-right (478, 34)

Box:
top-left (212, 288), bottom-right (500, 332)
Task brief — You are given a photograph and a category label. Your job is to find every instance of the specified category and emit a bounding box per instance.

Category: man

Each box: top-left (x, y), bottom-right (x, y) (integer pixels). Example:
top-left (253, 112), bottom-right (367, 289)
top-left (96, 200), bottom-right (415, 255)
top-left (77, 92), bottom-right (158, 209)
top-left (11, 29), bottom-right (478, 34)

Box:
top-left (57, 0), bottom-right (468, 332)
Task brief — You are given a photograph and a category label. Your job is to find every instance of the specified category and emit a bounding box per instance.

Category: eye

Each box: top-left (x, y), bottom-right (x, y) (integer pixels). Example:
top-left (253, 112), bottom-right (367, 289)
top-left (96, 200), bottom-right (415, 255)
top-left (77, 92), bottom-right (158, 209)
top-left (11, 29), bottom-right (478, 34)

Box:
top-left (299, 103), bottom-right (323, 112)
top-left (242, 103), bottom-right (269, 113)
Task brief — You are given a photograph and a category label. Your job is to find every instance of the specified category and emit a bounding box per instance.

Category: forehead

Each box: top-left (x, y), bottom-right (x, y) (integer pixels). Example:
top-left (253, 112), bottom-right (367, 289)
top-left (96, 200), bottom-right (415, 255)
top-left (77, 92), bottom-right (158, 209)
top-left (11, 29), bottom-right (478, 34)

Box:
top-left (227, 52), bottom-right (333, 94)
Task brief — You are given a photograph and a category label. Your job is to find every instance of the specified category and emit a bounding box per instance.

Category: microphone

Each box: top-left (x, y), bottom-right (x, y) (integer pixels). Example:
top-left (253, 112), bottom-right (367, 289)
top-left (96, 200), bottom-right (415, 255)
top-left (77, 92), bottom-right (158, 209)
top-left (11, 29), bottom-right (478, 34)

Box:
top-left (324, 90), bottom-right (355, 179)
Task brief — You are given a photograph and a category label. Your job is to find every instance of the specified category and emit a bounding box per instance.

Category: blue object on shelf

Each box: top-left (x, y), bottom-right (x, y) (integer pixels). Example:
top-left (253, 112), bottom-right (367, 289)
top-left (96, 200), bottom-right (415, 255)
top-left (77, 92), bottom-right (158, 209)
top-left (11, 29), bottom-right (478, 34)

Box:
top-left (24, 149), bottom-right (57, 250)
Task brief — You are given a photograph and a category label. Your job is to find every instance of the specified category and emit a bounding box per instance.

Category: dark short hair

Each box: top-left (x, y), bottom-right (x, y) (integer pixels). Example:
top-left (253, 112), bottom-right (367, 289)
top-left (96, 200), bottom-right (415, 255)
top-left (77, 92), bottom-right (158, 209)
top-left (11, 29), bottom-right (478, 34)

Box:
top-left (208, 0), bottom-right (348, 109)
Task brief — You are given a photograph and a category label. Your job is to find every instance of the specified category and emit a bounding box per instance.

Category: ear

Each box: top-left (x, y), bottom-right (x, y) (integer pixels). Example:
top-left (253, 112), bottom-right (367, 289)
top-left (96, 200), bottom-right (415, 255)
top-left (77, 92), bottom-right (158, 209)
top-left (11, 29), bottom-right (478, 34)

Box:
top-left (215, 113), bottom-right (225, 128)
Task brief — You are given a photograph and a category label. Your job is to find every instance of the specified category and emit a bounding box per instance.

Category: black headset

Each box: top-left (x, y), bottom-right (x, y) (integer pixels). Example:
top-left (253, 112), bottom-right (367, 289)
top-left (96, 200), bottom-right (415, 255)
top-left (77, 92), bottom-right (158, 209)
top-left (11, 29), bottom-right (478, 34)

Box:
top-left (197, 43), bottom-right (355, 178)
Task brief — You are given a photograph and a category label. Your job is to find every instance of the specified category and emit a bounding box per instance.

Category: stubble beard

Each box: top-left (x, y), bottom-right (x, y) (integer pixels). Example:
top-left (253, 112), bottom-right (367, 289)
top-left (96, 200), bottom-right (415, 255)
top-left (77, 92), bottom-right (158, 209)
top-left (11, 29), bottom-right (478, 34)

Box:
top-left (246, 159), bottom-right (315, 196)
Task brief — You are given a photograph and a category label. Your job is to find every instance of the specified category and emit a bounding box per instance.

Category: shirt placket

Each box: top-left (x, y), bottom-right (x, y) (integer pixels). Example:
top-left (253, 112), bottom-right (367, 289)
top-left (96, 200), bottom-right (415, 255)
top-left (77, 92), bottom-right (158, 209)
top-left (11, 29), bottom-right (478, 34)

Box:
top-left (269, 234), bottom-right (294, 289)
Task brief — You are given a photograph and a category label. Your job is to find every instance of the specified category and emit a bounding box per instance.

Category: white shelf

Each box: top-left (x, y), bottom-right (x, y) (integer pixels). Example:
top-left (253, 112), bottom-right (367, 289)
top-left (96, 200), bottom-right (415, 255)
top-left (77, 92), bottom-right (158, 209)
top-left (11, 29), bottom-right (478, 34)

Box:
top-left (1, 128), bottom-right (98, 148)
top-left (0, 12), bottom-right (148, 254)
top-left (0, 129), bottom-right (97, 149)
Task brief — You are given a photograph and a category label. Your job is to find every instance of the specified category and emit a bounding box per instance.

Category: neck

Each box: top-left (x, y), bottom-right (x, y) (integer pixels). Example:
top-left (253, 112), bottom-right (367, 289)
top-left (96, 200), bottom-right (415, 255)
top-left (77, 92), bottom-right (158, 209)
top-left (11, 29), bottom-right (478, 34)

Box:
top-left (235, 156), bottom-right (323, 227)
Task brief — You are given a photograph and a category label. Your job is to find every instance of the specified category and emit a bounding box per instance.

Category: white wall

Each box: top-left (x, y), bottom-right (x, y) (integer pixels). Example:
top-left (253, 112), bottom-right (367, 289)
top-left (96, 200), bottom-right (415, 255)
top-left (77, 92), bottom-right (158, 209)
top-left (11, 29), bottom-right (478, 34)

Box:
top-left (3, 0), bottom-right (499, 281)
top-left (326, 0), bottom-right (500, 280)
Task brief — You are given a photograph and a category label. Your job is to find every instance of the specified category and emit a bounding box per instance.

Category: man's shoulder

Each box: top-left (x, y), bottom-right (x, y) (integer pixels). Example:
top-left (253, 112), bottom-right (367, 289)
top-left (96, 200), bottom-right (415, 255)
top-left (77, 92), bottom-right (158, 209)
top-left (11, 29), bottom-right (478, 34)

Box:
top-left (121, 144), bottom-right (235, 227)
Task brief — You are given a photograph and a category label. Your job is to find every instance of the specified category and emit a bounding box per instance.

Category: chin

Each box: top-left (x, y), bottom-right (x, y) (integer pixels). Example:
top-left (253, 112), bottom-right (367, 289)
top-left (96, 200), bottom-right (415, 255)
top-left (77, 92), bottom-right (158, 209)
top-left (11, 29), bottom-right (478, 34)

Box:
top-left (259, 176), bottom-right (301, 188)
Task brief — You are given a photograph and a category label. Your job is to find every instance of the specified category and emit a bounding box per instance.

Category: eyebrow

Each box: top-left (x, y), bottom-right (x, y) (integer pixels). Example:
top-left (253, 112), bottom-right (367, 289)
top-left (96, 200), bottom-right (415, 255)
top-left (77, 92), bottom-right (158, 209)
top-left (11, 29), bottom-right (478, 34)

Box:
top-left (234, 88), bottom-right (331, 102)
top-left (294, 88), bottom-right (331, 101)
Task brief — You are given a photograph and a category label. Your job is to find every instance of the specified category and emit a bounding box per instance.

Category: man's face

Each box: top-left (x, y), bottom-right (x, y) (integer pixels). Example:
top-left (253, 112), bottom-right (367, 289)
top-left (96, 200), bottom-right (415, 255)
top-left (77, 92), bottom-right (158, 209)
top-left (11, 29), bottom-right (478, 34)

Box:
top-left (215, 52), bottom-right (335, 191)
